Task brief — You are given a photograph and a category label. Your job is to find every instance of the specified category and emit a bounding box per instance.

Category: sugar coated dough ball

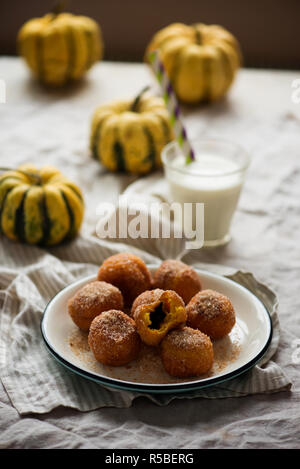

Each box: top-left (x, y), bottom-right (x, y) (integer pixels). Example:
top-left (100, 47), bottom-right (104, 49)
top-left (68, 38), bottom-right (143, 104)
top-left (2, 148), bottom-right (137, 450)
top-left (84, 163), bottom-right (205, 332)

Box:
top-left (161, 326), bottom-right (214, 378)
top-left (88, 310), bottom-right (141, 366)
top-left (186, 289), bottom-right (236, 339)
top-left (97, 252), bottom-right (152, 306)
top-left (153, 259), bottom-right (201, 304)
top-left (68, 281), bottom-right (124, 331)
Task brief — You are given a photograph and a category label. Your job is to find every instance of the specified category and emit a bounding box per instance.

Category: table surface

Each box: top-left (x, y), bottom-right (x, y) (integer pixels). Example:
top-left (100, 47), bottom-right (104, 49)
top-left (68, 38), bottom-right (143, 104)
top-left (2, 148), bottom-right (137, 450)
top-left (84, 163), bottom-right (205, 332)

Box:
top-left (1, 57), bottom-right (300, 449)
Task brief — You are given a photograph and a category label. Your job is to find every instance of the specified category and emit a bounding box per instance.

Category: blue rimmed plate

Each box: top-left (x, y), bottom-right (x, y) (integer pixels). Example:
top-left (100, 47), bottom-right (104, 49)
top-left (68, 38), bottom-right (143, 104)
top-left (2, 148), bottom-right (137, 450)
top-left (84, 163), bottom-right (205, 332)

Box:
top-left (41, 266), bottom-right (272, 394)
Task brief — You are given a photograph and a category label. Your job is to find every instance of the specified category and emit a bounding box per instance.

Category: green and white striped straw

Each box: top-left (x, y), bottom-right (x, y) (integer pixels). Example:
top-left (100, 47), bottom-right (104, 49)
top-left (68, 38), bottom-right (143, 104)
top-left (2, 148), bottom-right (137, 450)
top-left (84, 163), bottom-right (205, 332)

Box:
top-left (148, 50), bottom-right (195, 164)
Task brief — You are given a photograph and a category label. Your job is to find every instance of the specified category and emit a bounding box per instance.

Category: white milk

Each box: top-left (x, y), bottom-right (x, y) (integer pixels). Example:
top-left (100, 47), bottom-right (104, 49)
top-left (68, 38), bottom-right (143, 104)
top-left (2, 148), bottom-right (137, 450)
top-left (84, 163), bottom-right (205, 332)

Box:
top-left (166, 154), bottom-right (244, 245)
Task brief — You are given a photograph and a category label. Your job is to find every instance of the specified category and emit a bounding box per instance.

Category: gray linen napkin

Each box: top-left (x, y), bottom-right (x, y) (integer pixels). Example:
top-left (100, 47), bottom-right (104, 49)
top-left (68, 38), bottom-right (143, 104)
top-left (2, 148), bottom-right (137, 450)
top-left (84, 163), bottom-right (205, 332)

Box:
top-left (0, 232), bottom-right (291, 415)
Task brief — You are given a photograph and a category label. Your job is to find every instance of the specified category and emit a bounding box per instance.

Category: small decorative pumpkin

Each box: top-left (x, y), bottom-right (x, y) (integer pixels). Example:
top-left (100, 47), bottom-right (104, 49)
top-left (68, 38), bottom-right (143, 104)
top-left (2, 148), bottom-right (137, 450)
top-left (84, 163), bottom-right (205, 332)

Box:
top-left (90, 87), bottom-right (174, 175)
top-left (17, 4), bottom-right (103, 86)
top-left (0, 164), bottom-right (84, 246)
top-left (145, 23), bottom-right (242, 104)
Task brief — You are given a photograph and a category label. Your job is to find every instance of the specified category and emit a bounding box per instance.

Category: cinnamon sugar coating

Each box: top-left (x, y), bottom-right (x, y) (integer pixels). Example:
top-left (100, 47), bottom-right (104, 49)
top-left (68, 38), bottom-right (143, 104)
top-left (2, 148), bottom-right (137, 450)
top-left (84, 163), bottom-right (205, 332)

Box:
top-left (88, 310), bottom-right (141, 366)
top-left (97, 253), bottom-right (152, 307)
top-left (186, 289), bottom-right (236, 340)
top-left (152, 260), bottom-right (201, 304)
top-left (68, 281), bottom-right (124, 331)
top-left (161, 326), bottom-right (214, 378)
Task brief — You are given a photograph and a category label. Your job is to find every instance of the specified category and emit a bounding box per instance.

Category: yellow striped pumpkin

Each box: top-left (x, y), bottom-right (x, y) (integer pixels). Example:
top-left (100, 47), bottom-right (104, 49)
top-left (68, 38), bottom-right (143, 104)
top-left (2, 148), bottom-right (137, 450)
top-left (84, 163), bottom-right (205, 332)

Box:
top-left (17, 10), bottom-right (103, 86)
top-left (145, 23), bottom-right (242, 104)
top-left (0, 164), bottom-right (84, 246)
top-left (90, 89), bottom-right (174, 175)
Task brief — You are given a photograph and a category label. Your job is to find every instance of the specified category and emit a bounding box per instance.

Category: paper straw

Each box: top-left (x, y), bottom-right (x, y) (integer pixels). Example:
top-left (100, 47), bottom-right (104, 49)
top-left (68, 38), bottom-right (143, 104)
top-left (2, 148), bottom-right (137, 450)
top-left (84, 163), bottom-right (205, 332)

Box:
top-left (148, 50), bottom-right (195, 164)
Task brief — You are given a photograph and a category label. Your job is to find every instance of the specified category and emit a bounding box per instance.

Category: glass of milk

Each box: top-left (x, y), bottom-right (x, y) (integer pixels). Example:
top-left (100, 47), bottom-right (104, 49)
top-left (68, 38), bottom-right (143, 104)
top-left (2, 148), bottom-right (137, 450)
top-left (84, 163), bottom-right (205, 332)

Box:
top-left (161, 138), bottom-right (250, 247)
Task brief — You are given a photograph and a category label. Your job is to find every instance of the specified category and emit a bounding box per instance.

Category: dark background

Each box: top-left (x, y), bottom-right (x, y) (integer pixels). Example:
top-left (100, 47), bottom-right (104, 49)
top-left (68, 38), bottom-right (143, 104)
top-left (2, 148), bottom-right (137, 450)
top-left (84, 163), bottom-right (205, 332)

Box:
top-left (0, 0), bottom-right (299, 69)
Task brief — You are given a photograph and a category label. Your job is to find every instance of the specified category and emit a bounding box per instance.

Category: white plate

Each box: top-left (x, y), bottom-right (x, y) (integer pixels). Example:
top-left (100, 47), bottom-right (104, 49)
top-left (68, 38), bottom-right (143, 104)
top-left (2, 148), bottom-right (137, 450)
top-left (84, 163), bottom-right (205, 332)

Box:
top-left (41, 266), bottom-right (272, 394)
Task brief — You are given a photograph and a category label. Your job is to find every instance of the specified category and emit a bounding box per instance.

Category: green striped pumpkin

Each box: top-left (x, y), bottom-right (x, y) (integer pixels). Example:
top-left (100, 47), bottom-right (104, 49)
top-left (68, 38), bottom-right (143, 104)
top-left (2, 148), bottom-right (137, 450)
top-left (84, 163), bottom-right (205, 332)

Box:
top-left (17, 11), bottom-right (103, 87)
top-left (90, 91), bottom-right (174, 175)
top-left (145, 23), bottom-right (241, 104)
top-left (0, 165), bottom-right (84, 246)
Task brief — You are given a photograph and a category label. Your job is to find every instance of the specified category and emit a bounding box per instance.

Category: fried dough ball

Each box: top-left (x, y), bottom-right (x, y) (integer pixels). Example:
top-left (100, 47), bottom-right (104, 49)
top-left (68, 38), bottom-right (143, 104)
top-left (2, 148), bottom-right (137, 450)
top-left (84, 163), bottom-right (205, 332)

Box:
top-left (131, 288), bottom-right (165, 316)
top-left (132, 289), bottom-right (186, 346)
top-left (97, 252), bottom-right (152, 307)
top-left (161, 326), bottom-right (214, 378)
top-left (68, 281), bottom-right (124, 331)
top-left (88, 310), bottom-right (141, 366)
top-left (152, 260), bottom-right (201, 304)
top-left (186, 289), bottom-right (236, 340)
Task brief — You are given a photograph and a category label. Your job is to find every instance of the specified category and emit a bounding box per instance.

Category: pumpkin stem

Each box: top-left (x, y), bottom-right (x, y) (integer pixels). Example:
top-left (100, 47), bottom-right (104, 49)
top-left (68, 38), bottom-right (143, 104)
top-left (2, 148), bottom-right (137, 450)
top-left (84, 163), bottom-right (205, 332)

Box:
top-left (192, 25), bottom-right (202, 45)
top-left (130, 86), bottom-right (150, 112)
top-left (0, 167), bottom-right (42, 185)
top-left (50, 0), bottom-right (69, 17)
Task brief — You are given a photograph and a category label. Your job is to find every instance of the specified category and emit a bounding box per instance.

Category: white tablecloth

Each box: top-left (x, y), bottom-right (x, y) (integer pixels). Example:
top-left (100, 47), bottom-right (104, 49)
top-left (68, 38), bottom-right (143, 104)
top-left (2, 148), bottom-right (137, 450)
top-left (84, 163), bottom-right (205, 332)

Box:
top-left (0, 57), bottom-right (300, 448)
